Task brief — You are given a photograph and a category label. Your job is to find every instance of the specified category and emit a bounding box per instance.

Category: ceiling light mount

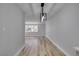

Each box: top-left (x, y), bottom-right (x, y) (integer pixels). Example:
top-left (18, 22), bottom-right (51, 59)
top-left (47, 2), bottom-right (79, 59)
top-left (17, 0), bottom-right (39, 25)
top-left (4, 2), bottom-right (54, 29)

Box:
top-left (41, 3), bottom-right (44, 7)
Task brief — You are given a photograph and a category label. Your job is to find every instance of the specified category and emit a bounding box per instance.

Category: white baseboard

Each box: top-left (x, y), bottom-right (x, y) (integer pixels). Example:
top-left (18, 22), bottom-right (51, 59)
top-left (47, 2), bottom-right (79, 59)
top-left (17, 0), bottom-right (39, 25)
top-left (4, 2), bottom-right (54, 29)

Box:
top-left (14, 44), bottom-right (25, 56)
top-left (46, 35), bottom-right (70, 56)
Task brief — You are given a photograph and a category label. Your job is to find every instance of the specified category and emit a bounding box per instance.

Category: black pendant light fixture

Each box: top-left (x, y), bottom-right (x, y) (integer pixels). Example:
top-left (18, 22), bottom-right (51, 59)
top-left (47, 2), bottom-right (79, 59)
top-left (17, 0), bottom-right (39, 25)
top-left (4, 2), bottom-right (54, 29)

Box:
top-left (40, 3), bottom-right (47, 22)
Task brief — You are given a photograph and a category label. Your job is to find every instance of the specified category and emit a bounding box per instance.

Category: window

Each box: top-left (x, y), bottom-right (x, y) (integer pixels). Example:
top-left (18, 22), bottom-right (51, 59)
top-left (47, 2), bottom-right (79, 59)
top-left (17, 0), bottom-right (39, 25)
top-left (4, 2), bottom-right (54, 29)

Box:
top-left (25, 24), bottom-right (38, 32)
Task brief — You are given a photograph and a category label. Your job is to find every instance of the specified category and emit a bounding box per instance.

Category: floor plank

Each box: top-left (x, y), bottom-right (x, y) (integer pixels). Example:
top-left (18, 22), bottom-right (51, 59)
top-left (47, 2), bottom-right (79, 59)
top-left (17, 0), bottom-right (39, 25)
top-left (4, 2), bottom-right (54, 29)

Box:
top-left (19, 36), bottom-right (65, 56)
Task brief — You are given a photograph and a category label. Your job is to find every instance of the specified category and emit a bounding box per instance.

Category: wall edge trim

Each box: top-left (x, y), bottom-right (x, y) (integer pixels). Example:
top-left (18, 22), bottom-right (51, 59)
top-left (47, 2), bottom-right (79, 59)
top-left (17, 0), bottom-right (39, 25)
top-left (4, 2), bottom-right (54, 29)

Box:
top-left (14, 44), bottom-right (25, 56)
top-left (46, 35), bottom-right (70, 56)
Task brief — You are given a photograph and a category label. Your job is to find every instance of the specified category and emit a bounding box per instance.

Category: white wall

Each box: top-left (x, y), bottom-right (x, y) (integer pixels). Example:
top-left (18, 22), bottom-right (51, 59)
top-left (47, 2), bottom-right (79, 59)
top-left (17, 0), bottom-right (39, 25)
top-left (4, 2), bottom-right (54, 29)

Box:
top-left (0, 4), bottom-right (25, 55)
top-left (46, 3), bottom-right (79, 56)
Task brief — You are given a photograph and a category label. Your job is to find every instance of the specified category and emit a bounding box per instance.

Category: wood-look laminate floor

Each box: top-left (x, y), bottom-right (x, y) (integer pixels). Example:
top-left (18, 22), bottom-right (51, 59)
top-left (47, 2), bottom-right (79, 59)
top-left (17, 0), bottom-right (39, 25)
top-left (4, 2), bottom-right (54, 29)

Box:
top-left (19, 36), bottom-right (65, 56)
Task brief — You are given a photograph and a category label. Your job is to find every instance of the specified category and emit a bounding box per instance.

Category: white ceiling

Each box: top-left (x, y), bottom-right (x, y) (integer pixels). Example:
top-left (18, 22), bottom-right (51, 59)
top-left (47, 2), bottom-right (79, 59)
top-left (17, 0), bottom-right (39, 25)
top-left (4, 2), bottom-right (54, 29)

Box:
top-left (16, 3), bottom-right (65, 22)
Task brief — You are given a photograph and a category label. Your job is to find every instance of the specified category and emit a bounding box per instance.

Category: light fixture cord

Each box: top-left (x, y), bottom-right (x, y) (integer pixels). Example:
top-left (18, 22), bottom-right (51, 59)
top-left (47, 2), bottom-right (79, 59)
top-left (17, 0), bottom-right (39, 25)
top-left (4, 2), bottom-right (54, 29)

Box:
top-left (41, 3), bottom-right (44, 16)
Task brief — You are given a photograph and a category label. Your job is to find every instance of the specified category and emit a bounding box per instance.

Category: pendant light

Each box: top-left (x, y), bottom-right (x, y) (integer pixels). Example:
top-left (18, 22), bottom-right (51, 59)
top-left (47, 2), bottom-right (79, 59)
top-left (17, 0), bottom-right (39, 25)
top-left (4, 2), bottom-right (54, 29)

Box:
top-left (40, 3), bottom-right (47, 22)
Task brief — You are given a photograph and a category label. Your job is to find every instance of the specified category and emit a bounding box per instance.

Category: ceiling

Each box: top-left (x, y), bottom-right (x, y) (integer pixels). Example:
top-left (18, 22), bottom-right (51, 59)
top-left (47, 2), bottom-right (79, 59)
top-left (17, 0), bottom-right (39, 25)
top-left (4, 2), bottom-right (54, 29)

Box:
top-left (16, 3), bottom-right (65, 22)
